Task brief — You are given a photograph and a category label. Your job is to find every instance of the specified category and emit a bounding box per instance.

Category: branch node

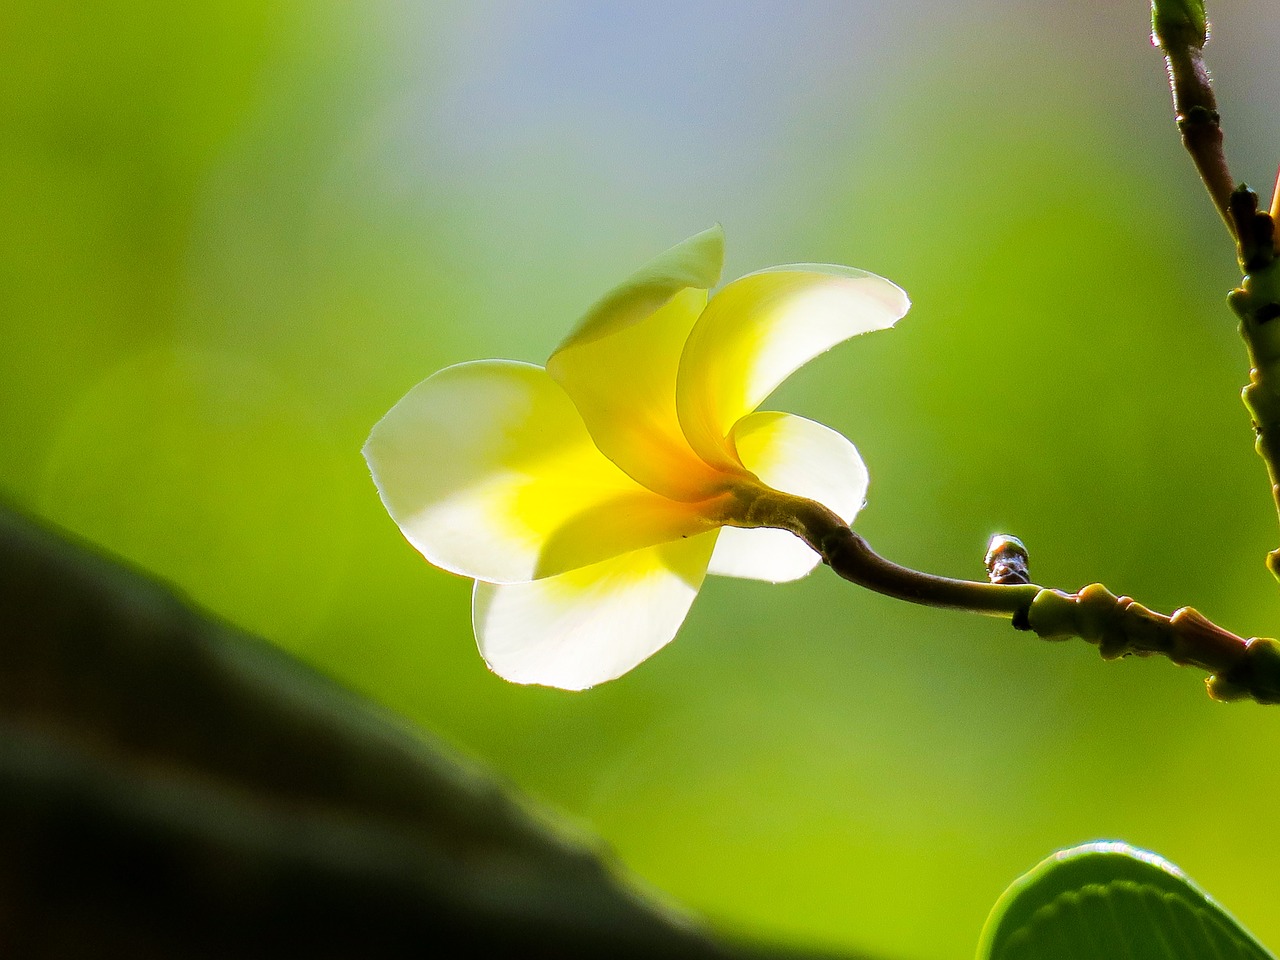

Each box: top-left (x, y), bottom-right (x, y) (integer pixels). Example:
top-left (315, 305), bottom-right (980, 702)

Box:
top-left (1207, 636), bottom-right (1280, 704)
top-left (1230, 186), bottom-right (1277, 272)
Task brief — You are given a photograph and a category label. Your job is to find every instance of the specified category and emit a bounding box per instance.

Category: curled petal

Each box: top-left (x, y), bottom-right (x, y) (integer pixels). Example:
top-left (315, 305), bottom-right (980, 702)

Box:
top-left (676, 265), bottom-right (909, 469)
top-left (547, 226), bottom-right (737, 501)
top-left (363, 360), bottom-right (712, 584)
top-left (473, 532), bottom-right (719, 689)
top-left (709, 411), bottom-right (868, 583)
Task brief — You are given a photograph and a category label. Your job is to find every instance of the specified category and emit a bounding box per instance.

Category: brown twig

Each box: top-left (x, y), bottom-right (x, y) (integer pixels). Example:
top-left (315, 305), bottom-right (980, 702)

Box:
top-left (1153, 1), bottom-right (1280, 575)
top-left (1152, 0), bottom-right (1236, 237)
top-left (736, 488), bottom-right (1280, 704)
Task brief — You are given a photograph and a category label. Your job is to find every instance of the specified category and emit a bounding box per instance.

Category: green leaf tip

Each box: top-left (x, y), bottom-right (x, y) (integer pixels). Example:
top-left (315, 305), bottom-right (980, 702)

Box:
top-left (977, 841), bottom-right (1275, 960)
top-left (1151, 0), bottom-right (1208, 49)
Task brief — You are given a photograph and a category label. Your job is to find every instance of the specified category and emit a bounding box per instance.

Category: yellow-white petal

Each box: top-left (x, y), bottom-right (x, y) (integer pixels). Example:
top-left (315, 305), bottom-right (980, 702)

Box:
top-left (708, 411), bottom-right (868, 582)
top-left (546, 226), bottom-right (738, 501)
top-left (363, 360), bottom-right (713, 584)
top-left (473, 532), bottom-right (718, 689)
top-left (676, 265), bottom-right (909, 469)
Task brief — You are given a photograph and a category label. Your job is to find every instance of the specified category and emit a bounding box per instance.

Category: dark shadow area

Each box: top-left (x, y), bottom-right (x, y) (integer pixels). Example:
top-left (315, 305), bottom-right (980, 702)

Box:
top-left (0, 503), bottom-right (876, 960)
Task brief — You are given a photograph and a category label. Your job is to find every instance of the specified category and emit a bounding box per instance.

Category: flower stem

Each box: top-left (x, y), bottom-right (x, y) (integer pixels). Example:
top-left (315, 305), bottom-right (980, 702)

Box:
top-left (821, 524), bottom-right (1039, 617)
top-left (738, 488), bottom-right (1280, 704)
top-left (738, 489), bottom-right (1037, 617)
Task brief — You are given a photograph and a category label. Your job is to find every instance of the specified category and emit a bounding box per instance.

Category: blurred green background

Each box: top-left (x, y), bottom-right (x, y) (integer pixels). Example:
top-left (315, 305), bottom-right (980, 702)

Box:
top-left (4, 1), bottom-right (1280, 957)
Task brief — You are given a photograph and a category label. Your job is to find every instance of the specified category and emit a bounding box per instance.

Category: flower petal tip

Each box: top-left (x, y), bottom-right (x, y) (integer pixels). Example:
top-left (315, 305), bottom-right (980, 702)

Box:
top-left (472, 534), bottom-right (716, 690)
top-left (553, 227), bottom-right (726, 355)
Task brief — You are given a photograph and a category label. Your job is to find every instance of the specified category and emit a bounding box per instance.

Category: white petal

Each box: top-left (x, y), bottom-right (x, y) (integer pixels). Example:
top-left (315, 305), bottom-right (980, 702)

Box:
top-left (473, 532), bottom-right (718, 689)
top-left (676, 265), bottom-right (908, 468)
top-left (708, 526), bottom-right (819, 583)
top-left (363, 360), bottom-right (710, 583)
top-left (709, 411), bottom-right (868, 583)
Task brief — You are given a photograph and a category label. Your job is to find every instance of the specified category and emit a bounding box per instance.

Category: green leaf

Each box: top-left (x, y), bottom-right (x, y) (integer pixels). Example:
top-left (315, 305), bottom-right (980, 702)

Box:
top-left (978, 841), bottom-right (1275, 960)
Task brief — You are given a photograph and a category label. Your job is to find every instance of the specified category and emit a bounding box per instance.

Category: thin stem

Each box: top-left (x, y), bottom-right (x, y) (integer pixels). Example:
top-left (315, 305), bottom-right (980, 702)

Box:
top-left (818, 517), bottom-right (1038, 617)
top-left (734, 488), bottom-right (1038, 617)
top-left (734, 486), bottom-right (1280, 704)
top-left (1152, 0), bottom-right (1236, 237)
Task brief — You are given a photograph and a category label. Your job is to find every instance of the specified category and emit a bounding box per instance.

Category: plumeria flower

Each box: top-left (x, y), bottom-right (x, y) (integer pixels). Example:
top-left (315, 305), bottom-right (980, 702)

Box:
top-left (364, 226), bottom-right (909, 689)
